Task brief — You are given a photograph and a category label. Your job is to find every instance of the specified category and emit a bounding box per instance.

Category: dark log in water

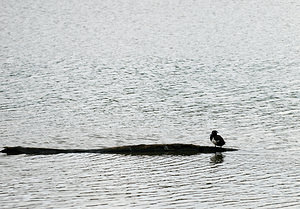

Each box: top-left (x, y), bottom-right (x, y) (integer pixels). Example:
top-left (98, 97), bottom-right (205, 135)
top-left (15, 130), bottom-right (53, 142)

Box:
top-left (1, 144), bottom-right (238, 156)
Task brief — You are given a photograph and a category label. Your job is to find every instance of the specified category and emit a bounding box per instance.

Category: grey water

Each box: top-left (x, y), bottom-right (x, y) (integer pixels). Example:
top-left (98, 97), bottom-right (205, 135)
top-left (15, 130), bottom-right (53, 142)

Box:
top-left (1, 0), bottom-right (300, 208)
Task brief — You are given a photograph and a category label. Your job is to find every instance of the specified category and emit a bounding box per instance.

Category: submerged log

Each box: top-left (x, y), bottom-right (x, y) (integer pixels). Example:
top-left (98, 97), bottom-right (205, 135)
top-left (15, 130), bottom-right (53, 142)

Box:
top-left (1, 144), bottom-right (238, 156)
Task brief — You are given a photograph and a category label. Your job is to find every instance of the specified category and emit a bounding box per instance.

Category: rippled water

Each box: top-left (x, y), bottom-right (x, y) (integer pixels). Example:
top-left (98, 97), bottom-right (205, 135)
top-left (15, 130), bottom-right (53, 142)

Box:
top-left (1, 0), bottom-right (300, 208)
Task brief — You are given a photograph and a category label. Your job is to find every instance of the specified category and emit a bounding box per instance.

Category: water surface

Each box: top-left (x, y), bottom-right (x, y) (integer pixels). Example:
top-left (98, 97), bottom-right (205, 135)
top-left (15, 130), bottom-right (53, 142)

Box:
top-left (1, 0), bottom-right (300, 208)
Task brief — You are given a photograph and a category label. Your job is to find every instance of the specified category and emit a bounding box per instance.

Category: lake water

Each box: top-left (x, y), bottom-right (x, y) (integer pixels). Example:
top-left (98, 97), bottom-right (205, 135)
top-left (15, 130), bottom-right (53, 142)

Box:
top-left (1, 0), bottom-right (300, 208)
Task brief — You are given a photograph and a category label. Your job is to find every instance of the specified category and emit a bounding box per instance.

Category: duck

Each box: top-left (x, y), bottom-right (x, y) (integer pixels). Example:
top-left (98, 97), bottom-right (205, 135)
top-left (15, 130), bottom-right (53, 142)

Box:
top-left (210, 130), bottom-right (225, 147)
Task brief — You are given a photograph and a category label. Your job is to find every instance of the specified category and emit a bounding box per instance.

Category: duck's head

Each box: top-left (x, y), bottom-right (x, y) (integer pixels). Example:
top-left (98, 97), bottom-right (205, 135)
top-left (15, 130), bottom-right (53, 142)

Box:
top-left (211, 130), bottom-right (218, 135)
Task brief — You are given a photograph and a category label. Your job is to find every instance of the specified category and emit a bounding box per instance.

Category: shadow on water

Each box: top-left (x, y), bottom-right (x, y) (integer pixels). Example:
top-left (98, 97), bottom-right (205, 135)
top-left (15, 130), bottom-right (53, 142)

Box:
top-left (210, 153), bottom-right (224, 164)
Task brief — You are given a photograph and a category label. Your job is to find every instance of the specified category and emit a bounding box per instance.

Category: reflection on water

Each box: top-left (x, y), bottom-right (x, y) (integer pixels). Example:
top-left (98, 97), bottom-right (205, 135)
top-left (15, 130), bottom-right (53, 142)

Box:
top-left (210, 153), bottom-right (224, 164)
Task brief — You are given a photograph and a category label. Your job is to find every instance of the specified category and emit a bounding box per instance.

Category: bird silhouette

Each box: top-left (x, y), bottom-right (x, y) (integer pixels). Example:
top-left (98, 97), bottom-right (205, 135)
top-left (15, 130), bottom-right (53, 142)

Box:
top-left (210, 130), bottom-right (225, 147)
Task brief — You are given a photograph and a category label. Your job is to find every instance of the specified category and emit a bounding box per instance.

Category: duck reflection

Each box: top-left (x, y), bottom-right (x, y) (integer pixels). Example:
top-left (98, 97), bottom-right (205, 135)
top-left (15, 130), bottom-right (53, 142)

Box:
top-left (210, 153), bottom-right (224, 164)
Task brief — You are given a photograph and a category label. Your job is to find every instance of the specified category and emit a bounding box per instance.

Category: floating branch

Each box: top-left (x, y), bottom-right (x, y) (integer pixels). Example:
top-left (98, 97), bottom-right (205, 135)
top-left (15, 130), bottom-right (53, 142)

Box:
top-left (1, 144), bottom-right (238, 156)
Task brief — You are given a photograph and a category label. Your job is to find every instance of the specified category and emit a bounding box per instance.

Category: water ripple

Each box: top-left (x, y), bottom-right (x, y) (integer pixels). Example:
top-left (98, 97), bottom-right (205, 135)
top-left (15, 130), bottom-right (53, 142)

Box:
top-left (1, 0), bottom-right (300, 208)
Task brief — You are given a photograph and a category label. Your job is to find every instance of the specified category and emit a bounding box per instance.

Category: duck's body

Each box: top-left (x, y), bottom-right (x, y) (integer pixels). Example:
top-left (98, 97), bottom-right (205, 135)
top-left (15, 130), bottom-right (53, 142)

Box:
top-left (210, 130), bottom-right (225, 147)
